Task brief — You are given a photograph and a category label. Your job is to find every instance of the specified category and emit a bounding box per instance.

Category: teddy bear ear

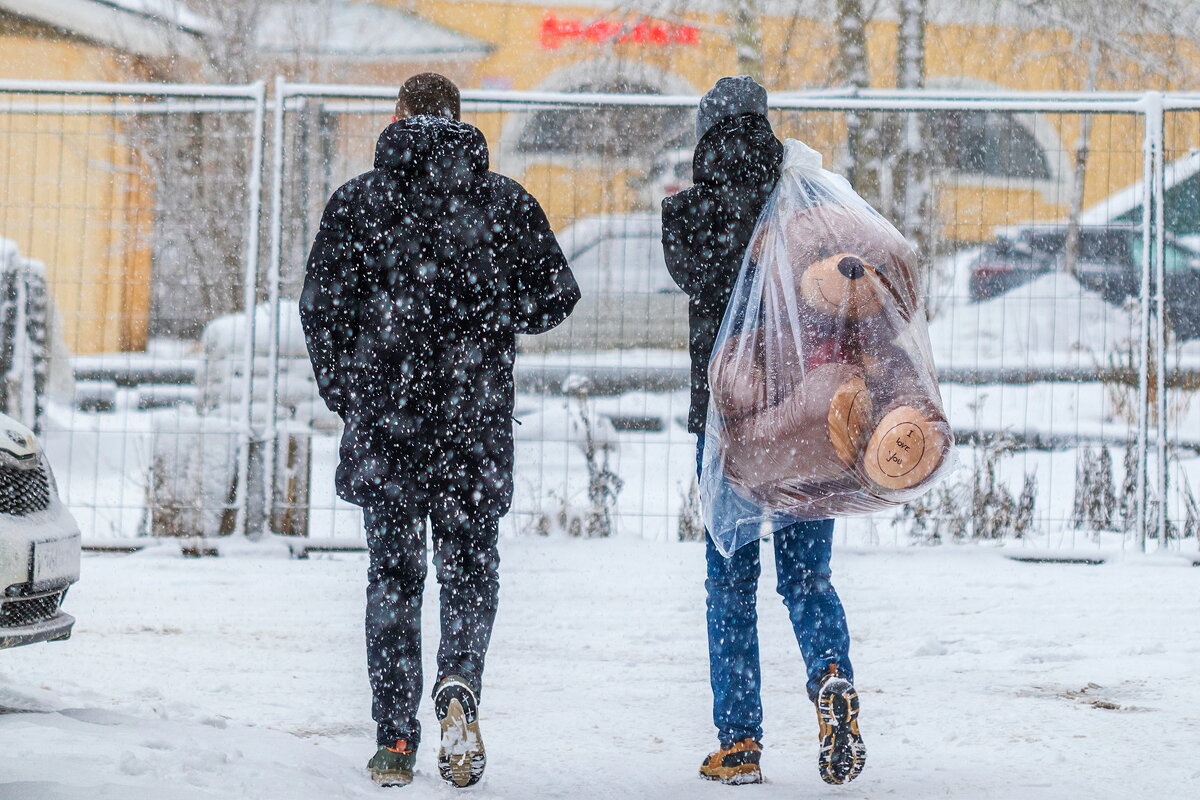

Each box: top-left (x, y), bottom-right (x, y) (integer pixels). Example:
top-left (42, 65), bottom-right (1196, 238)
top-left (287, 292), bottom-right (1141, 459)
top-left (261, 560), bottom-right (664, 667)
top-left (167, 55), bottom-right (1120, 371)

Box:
top-left (876, 252), bottom-right (921, 319)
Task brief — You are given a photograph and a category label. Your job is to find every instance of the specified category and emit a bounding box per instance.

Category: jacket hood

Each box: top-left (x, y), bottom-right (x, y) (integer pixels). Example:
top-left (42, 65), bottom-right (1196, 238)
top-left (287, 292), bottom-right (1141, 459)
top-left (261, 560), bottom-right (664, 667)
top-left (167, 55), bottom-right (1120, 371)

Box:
top-left (374, 115), bottom-right (489, 192)
top-left (693, 112), bottom-right (782, 188)
top-left (696, 76), bottom-right (769, 142)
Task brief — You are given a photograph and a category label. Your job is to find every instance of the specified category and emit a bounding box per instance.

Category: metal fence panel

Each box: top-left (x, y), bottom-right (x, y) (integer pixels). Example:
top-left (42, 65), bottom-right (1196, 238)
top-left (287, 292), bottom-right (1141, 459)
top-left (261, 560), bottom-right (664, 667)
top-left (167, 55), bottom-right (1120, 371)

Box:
top-left (0, 81), bottom-right (265, 541)
top-left (1158, 101), bottom-right (1200, 545)
top-left (5, 79), bottom-right (1198, 553)
top-left (270, 83), bottom-right (1186, 551)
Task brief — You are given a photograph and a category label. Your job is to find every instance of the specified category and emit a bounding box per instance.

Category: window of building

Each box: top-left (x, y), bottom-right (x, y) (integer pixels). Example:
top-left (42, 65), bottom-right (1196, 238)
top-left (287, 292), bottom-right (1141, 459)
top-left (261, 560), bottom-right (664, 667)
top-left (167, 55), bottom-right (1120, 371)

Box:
top-left (928, 111), bottom-right (1051, 180)
top-left (516, 80), bottom-right (691, 158)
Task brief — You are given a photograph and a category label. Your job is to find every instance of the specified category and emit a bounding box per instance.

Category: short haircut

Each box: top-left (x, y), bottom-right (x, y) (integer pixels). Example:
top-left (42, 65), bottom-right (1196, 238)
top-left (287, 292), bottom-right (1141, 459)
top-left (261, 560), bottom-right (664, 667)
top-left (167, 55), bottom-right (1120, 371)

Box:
top-left (396, 73), bottom-right (461, 121)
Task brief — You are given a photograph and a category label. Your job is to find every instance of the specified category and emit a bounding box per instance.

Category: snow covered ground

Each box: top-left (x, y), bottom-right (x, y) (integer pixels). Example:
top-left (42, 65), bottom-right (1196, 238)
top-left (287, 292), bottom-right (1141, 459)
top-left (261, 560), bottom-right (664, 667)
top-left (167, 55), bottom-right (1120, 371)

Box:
top-left (2, 539), bottom-right (1198, 799)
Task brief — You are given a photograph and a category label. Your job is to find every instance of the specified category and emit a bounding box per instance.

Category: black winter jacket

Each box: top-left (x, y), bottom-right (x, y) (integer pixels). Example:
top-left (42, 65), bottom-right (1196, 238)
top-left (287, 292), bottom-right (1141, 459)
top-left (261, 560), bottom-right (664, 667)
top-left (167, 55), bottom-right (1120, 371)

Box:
top-left (301, 116), bottom-right (579, 512)
top-left (661, 113), bottom-right (784, 434)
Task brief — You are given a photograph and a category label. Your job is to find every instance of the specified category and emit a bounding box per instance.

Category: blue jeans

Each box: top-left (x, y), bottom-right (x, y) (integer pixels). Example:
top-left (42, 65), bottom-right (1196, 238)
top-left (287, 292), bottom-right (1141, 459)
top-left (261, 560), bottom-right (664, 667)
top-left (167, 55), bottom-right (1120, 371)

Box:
top-left (697, 435), bottom-right (853, 745)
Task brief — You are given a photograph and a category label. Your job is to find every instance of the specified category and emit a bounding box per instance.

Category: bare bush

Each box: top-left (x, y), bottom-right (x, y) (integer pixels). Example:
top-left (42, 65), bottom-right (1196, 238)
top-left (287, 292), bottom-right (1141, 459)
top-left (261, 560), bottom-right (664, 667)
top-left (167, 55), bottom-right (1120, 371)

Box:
top-left (895, 438), bottom-right (1038, 542)
top-left (530, 382), bottom-right (624, 539)
top-left (1072, 445), bottom-right (1118, 532)
top-left (575, 399), bottom-right (624, 538)
top-left (677, 477), bottom-right (704, 542)
top-left (1119, 442), bottom-right (1139, 533)
top-left (1179, 456), bottom-right (1200, 543)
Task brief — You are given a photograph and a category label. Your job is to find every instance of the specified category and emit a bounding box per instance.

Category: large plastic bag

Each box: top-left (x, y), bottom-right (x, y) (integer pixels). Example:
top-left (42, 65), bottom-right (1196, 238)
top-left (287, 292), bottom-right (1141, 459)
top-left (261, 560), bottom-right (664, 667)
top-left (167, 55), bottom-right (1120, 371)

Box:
top-left (701, 140), bottom-right (953, 556)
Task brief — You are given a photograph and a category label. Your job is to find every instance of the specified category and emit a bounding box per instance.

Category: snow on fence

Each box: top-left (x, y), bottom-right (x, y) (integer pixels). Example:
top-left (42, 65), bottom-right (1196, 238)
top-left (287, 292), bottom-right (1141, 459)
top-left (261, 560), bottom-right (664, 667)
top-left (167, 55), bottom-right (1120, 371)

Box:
top-left (1, 78), bottom-right (1198, 552)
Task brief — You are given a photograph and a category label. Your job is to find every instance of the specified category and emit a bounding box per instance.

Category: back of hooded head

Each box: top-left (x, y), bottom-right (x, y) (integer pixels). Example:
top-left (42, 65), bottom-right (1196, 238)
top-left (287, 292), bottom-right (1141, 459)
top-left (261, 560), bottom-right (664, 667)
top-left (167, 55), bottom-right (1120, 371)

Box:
top-left (378, 73), bottom-right (484, 194)
top-left (696, 75), bottom-right (769, 142)
top-left (395, 72), bottom-right (461, 121)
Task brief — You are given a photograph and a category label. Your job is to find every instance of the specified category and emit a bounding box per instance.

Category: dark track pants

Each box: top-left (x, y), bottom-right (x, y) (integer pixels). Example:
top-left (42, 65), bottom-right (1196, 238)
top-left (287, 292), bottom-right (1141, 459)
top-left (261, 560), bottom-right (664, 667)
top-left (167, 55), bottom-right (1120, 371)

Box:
top-left (364, 503), bottom-right (500, 749)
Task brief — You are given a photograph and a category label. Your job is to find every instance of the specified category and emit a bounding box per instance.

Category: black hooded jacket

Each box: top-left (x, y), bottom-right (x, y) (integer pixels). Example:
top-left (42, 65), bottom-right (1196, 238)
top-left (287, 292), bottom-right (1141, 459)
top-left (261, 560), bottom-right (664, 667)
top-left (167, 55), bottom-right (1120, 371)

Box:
top-left (661, 113), bottom-right (784, 434)
top-left (301, 116), bottom-right (579, 512)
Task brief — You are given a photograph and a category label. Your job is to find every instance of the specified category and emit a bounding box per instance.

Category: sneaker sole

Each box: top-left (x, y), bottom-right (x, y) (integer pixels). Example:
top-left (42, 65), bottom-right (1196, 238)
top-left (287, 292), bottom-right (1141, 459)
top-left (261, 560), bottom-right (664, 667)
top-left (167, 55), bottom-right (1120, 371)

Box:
top-left (700, 764), bottom-right (764, 785)
top-left (436, 683), bottom-right (486, 788)
top-left (817, 683), bottom-right (866, 785)
top-left (370, 769), bottom-right (414, 788)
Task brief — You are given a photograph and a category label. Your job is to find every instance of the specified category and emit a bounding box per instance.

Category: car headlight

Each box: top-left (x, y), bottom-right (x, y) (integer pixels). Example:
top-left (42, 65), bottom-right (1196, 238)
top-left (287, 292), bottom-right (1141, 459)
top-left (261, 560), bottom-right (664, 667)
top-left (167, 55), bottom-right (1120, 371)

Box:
top-left (0, 424), bottom-right (41, 470)
top-left (0, 444), bottom-right (40, 471)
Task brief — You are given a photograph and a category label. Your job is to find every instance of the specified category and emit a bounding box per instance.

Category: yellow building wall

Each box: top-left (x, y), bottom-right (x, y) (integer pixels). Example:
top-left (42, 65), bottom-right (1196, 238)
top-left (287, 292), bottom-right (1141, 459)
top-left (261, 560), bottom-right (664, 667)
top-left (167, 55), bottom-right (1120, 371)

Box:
top-left (401, 2), bottom-right (1196, 242)
top-left (3, 3), bottom-right (1191, 358)
top-left (0, 27), bottom-right (152, 354)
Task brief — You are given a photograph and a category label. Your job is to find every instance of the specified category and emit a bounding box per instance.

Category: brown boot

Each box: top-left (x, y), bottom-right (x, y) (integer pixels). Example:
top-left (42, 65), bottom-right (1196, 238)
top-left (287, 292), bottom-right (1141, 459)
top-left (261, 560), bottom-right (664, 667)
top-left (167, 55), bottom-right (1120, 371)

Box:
top-left (699, 738), bottom-right (763, 785)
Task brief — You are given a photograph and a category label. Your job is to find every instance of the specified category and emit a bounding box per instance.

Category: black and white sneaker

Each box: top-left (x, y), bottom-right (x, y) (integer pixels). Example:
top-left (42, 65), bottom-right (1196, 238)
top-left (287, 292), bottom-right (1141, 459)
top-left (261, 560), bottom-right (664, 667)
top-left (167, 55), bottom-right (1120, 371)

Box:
top-left (434, 675), bottom-right (486, 788)
top-left (815, 664), bottom-right (866, 785)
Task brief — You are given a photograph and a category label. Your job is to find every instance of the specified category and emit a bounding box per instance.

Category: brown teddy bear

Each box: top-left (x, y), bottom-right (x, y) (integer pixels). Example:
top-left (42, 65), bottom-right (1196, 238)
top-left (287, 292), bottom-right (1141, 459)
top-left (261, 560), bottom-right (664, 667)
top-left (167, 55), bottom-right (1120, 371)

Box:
top-left (708, 202), bottom-right (950, 517)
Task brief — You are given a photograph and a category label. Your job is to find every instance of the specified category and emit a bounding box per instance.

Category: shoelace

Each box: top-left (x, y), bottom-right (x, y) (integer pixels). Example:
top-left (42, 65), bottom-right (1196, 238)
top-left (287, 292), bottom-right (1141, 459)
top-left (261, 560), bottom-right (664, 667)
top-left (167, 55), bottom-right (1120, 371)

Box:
top-left (384, 739), bottom-right (413, 755)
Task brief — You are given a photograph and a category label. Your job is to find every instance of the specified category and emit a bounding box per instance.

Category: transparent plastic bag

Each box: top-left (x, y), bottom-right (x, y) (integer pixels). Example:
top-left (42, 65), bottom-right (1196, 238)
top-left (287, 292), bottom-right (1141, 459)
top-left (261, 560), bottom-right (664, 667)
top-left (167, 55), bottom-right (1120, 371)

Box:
top-left (701, 140), bottom-right (954, 556)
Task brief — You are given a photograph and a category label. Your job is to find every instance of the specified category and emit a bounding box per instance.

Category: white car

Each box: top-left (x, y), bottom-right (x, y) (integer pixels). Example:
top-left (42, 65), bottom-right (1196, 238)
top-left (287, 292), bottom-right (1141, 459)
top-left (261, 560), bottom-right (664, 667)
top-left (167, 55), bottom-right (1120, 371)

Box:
top-left (640, 148), bottom-right (693, 208)
top-left (521, 214), bottom-right (688, 352)
top-left (0, 412), bottom-right (80, 649)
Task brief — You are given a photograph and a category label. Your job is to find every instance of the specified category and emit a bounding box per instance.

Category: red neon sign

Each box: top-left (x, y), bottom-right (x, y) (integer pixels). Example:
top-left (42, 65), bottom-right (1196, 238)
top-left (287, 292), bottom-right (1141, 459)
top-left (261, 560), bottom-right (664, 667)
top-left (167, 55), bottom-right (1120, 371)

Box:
top-left (539, 12), bottom-right (700, 50)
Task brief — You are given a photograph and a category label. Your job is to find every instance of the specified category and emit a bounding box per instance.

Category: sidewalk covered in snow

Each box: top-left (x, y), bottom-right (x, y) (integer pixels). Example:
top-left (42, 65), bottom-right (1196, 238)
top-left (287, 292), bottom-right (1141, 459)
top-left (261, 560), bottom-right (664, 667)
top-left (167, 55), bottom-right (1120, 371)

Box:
top-left (1, 539), bottom-right (1195, 799)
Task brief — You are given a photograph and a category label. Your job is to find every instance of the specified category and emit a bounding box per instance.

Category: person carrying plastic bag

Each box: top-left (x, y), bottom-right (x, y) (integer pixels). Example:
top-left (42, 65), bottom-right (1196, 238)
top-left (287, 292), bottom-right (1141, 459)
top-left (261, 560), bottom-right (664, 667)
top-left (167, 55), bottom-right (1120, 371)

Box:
top-left (664, 76), bottom-right (950, 790)
top-left (703, 135), bottom-right (953, 556)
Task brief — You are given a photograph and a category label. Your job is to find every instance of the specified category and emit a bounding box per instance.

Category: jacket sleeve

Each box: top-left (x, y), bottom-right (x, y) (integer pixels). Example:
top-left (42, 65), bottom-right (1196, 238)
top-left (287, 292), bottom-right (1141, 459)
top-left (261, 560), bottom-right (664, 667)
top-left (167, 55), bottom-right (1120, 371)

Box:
top-left (507, 189), bottom-right (580, 335)
top-left (300, 185), bottom-right (360, 418)
top-left (661, 191), bottom-right (704, 297)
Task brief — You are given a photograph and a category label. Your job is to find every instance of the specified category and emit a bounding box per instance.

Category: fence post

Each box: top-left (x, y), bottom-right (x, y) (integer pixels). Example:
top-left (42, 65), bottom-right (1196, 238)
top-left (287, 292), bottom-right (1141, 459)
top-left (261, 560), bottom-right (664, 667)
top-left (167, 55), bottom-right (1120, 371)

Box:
top-left (263, 75), bottom-right (289, 537)
top-left (1150, 93), bottom-right (1169, 549)
top-left (1137, 94), bottom-right (1156, 554)
top-left (270, 432), bottom-right (311, 537)
top-left (1136, 91), bottom-right (1164, 553)
top-left (234, 79), bottom-right (268, 539)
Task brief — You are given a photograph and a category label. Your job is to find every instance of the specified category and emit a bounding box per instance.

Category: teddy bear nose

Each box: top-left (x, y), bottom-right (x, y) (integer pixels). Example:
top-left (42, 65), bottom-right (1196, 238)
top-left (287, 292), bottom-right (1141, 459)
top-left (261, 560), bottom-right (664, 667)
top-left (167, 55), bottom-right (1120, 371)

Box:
top-left (837, 256), bottom-right (866, 279)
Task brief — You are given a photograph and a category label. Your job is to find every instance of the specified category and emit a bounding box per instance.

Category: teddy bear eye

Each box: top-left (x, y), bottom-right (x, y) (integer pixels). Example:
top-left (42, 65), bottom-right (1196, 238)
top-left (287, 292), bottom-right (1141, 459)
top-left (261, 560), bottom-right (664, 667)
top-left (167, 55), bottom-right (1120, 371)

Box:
top-left (816, 245), bottom-right (831, 260)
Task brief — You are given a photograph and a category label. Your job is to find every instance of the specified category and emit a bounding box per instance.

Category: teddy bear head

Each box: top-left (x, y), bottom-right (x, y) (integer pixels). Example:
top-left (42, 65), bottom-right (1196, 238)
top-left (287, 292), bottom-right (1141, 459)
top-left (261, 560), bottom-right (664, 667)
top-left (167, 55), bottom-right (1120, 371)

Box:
top-left (759, 202), bottom-right (919, 323)
top-left (798, 252), bottom-right (889, 320)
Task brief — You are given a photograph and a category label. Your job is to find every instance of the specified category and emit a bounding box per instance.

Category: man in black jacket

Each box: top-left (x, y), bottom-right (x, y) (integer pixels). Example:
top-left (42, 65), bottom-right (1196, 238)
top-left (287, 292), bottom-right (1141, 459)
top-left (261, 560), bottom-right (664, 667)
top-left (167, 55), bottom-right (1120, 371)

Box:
top-left (301, 73), bottom-right (579, 788)
top-left (662, 76), bottom-right (865, 787)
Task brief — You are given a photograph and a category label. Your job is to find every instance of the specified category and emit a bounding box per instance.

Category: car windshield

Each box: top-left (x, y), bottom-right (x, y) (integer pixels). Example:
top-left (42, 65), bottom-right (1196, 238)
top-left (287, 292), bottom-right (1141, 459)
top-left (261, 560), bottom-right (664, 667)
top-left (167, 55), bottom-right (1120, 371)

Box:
top-left (1077, 232), bottom-right (1132, 261)
top-left (568, 233), bottom-right (679, 294)
top-left (1025, 229), bottom-right (1137, 266)
top-left (1124, 237), bottom-right (1199, 274)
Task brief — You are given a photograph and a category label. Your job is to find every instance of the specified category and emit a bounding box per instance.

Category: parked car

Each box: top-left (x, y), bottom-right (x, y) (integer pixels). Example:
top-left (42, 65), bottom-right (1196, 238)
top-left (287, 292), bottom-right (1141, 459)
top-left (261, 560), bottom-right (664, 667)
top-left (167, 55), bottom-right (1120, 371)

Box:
top-left (639, 148), bottom-right (693, 208)
top-left (967, 236), bottom-right (1053, 300)
top-left (968, 224), bottom-right (1200, 338)
top-left (0, 412), bottom-right (80, 650)
top-left (522, 214), bottom-right (687, 352)
top-left (1, 237), bottom-right (75, 428)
